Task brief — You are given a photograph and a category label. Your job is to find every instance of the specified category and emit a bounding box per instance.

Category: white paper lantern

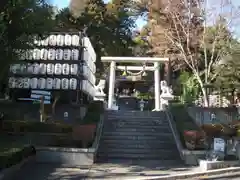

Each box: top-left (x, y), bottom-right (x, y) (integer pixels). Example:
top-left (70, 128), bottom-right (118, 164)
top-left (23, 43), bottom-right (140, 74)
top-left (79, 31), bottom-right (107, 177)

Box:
top-left (82, 49), bottom-right (88, 62)
top-left (40, 49), bottom-right (48, 60)
top-left (48, 49), bottom-right (55, 60)
top-left (56, 35), bottom-right (64, 46)
top-left (34, 38), bottom-right (39, 46)
top-left (63, 49), bottom-right (71, 60)
top-left (61, 78), bottom-right (69, 89)
top-left (41, 37), bottom-right (49, 46)
top-left (15, 49), bottom-right (25, 60)
top-left (82, 80), bottom-right (87, 91)
top-left (27, 63), bottom-right (33, 74)
top-left (62, 64), bottom-right (70, 75)
top-left (70, 64), bottom-right (78, 75)
top-left (71, 35), bottom-right (80, 46)
top-left (10, 64), bottom-right (17, 74)
top-left (20, 64), bottom-right (27, 74)
top-left (16, 64), bottom-right (22, 74)
top-left (23, 78), bottom-right (30, 88)
top-left (53, 78), bottom-right (61, 89)
top-left (46, 78), bottom-right (53, 89)
top-left (92, 64), bottom-right (96, 73)
top-left (64, 34), bottom-right (72, 46)
top-left (39, 63), bottom-right (47, 74)
top-left (38, 78), bottom-right (46, 89)
top-left (33, 49), bottom-right (41, 60)
top-left (32, 63), bottom-right (40, 74)
top-left (34, 39), bottom-right (41, 46)
top-left (49, 35), bottom-right (57, 46)
top-left (47, 63), bottom-right (54, 75)
top-left (25, 49), bottom-right (33, 60)
top-left (70, 78), bottom-right (77, 90)
top-left (31, 78), bottom-right (38, 89)
top-left (8, 77), bottom-right (15, 88)
top-left (92, 76), bottom-right (96, 85)
top-left (83, 65), bottom-right (89, 77)
top-left (16, 78), bottom-right (24, 88)
top-left (55, 49), bottom-right (63, 60)
top-left (54, 63), bottom-right (62, 75)
top-left (15, 78), bottom-right (20, 88)
top-left (72, 49), bottom-right (79, 60)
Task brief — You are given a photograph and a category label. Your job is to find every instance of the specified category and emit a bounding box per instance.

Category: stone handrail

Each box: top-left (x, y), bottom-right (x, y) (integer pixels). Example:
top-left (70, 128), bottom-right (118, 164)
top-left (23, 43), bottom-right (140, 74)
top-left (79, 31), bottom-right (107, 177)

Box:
top-left (165, 109), bottom-right (184, 160)
top-left (94, 115), bottom-right (104, 148)
top-left (92, 102), bottom-right (106, 158)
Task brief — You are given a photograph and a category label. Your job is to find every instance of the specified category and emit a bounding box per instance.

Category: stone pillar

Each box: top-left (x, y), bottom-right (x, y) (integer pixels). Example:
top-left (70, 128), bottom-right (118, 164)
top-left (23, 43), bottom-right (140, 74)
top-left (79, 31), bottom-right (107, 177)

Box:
top-left (154, 62), bottom-right (161, 111)
top-left (108, 61), bottom-right (116, 109)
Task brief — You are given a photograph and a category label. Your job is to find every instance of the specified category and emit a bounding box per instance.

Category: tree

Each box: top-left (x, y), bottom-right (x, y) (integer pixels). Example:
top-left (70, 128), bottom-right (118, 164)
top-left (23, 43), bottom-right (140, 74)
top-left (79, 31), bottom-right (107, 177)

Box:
top-left (58, 0), bottom-right (137, 75)
top-left (69, 0), bottom-right (88, 17)
top-left (147, 0), bottom-right (239, 106)
top-left (0, 0), bottom-right (55, 82)
top-left (214, 40), bottom-right (240, 91)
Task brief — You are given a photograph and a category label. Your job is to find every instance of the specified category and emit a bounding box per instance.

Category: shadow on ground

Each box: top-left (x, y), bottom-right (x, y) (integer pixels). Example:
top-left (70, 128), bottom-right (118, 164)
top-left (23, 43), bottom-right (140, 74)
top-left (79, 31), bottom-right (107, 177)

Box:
top-left (12, 160), bottom-right (195, 180)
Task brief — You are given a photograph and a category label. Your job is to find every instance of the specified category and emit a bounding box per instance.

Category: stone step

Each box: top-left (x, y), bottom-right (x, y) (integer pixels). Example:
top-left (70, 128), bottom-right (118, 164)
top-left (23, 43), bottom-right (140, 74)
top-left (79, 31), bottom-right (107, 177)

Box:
top-left (104, 119), bottom-right (168, 125)
top-left (105, 116), bottom-right (166, 120)
top-left (105, 111), bottom-right (166, 117)
top-left (102, 128), bottom-right (171, 134)
top-left (99, 138), bottom-right (174, 145)
top-left (102, 131), bottom-right (172, 137)
top-left (95, 159), bottom-right (183, 166)
top-left (105, 114), bottom-right (166, 118)
top-left (102, 127), bottom-right (171, 133)
top-left (101, 133), bottom-right (174, 141)
top-left (103, 124), bottom-right (170, 130)
top-left (97, 152), bottom-right (181, 160)
top-left (98, 141), bottom-right (177, 149)
top-left (98, 147), bottom-right (179, 155)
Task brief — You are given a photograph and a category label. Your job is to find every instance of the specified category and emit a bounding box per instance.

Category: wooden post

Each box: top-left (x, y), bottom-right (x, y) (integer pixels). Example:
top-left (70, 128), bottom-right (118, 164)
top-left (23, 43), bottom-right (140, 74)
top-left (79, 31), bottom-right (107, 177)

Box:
top-left (40, 96), bottom-right (45, 122)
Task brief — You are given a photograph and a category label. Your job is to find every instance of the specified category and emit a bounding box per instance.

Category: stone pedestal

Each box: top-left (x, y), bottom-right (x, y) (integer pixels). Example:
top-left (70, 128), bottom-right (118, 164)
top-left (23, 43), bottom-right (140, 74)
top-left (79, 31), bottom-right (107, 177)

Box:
top-left (199, 159), bottom-right (239, 171)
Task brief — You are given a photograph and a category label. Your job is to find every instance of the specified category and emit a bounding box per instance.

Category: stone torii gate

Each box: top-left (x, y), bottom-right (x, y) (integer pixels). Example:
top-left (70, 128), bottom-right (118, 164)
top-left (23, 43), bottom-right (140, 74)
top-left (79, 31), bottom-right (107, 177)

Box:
top-left (101, 56), bottom-right (169, 111)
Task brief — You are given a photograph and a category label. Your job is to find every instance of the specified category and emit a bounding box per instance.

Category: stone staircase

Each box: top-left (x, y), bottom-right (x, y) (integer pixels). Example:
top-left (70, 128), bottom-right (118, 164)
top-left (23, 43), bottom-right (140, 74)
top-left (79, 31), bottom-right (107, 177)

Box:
top-left (96, 110), bottom-right (182, 164)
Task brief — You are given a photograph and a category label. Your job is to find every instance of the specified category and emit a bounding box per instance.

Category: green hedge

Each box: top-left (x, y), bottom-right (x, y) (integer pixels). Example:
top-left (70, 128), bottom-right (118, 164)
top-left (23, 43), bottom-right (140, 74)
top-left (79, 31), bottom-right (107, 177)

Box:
top-left (82, 101), bottom-right (104, 124)
top-left (0, 146), bottom-right (36, 170)
top-left (2, 121), bottom-right (73, 133)
top-left (169, 104), bottom-right (200, 148)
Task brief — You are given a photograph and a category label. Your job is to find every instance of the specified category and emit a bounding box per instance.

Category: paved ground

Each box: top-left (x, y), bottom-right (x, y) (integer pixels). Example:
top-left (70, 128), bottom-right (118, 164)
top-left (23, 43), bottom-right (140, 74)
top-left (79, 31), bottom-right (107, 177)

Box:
top-left (13, 161), bottom-right (199, 180)
top-left (193, 172), bottom-right (240, 180)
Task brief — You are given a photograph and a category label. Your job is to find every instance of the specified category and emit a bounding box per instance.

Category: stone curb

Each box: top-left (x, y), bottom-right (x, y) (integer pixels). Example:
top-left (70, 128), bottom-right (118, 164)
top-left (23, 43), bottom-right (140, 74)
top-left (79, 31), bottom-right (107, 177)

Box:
top-left (0, 156), bottom-right (35, 180)
top-left (145, 167), bottom-right (240, 180)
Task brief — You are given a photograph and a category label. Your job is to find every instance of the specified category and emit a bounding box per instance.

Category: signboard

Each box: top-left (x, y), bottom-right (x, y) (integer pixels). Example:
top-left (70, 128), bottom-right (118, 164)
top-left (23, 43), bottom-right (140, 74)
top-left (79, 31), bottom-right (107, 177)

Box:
top-left (214, 138), bottom-right (225, 152)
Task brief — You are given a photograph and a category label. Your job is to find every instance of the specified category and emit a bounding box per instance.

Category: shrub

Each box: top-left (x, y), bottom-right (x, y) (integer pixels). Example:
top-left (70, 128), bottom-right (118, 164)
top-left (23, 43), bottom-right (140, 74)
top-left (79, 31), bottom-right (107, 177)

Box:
top-left (2, 121), bottom-right (73, 133)
top-left (0, 146), bottom-right (36, 170)
top-left (183, 130), bottom-right (206, 150)
top-left (82, 101), bottom-right (104, 124)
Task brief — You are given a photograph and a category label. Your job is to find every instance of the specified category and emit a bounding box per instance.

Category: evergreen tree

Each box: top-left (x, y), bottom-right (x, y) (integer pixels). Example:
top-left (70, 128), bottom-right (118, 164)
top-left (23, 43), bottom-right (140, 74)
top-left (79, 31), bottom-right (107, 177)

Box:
top-left (0, 0), bottom-right (55, 82)
top-left (57, 0), bottom-right (137, 75)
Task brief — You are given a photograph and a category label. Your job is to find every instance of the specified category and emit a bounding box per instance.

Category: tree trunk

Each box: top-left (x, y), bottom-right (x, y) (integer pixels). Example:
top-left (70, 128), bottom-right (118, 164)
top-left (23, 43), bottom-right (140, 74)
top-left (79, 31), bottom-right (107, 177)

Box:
top-left (196, 74), bottom-right (209, 107)
top-left (201, 87), bottom-right (209, 107)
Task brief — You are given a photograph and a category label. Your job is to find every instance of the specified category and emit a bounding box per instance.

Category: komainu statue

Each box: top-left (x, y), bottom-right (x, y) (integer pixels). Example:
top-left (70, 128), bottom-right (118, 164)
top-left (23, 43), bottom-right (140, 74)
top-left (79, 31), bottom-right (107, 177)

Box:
top-left (160, 81), bottom-right (174, 108)
top-left (95, 79), bottom-right (106, 95)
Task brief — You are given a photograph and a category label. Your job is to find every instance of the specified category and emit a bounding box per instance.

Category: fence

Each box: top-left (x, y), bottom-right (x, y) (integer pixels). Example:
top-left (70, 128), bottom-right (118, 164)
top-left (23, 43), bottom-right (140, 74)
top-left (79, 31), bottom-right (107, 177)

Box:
top-left (187, 106), bottom-right (238, 125)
